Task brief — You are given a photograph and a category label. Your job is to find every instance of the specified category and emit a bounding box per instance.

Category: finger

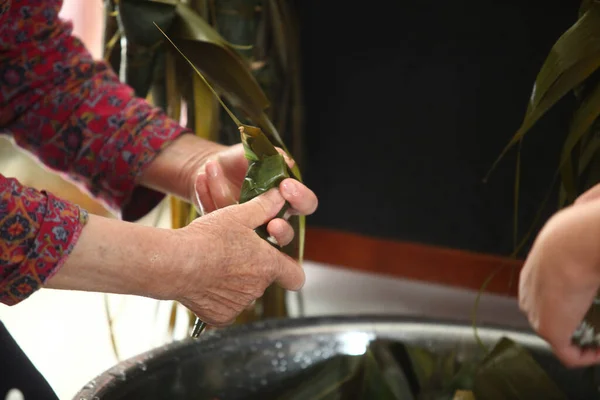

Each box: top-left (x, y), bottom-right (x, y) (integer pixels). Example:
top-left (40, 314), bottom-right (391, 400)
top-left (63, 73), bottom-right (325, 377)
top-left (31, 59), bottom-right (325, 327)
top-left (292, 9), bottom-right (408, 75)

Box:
top-left (206, 316), bottom-right (237, 328)
top-left (205, 160), bottom-right (238, 209)
top-left (194, 172), bottom-right (217, 214)
top-left (272, 251), bottom-right (305, 291)
top-left (217, 143), bottom-right (248, 185)
top-left (280, 179), bottom-right (318, 215)
top-left (225, 188), bottom-right (285, 229)
top-left (553, 344), bottom-right (600, 368)
top-left (533, 282), bottom-right (597, 359)
top-left (267, 218), bottom-right (295, 247)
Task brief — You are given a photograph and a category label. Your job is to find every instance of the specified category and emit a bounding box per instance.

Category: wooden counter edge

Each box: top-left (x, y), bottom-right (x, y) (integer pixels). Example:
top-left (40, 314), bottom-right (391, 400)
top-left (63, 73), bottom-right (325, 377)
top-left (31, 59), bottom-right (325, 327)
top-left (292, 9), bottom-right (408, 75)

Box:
top-left (304, 227), bottom-right (523, 297)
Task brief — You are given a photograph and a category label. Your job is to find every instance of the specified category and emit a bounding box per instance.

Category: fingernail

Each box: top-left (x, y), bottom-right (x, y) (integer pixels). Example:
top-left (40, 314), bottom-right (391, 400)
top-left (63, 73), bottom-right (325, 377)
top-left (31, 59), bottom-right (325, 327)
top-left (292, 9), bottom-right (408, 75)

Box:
top-left (281, 180), bottom-right (299, 197)
top-left (206, 161), bottom-right (219, 178)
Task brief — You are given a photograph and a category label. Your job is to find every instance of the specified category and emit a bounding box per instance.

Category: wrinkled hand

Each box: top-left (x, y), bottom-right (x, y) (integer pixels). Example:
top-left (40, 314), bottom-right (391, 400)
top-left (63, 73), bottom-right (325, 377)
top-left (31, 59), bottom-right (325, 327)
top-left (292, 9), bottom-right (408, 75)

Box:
top-left (173, 189), bottom-right (310, 326)
top-left (191, 143), bottom-right (317, 245)
top-left (519, 184), bottom-right (600, 367)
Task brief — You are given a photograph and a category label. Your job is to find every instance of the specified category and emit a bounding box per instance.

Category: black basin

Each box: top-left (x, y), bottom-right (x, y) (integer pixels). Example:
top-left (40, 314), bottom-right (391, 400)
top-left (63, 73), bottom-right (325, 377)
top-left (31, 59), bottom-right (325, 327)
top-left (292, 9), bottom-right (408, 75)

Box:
top-left (73, 315), bottom-right (599, 399)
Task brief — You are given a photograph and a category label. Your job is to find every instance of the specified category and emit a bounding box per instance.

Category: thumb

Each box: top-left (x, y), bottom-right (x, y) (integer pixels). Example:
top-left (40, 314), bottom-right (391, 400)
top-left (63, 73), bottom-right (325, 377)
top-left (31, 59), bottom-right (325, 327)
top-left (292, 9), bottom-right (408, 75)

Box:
top-left (225, 189), bottom-right (285, 229)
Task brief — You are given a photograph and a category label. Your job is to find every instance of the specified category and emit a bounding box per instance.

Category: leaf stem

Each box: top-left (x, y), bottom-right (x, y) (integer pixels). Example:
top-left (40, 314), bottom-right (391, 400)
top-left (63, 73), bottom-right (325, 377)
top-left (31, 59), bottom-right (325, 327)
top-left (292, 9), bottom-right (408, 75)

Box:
top-left (154, 22), bottom-right (242, 127)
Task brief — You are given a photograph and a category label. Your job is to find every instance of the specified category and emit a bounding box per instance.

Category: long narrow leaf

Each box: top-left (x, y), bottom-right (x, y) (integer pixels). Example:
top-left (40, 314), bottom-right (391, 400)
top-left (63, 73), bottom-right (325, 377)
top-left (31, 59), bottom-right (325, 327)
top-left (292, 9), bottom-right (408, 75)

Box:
top-left (171, 5), bottom-right (269, 119)
top-left (155, 15), bottom-right (305, 326)
top-left (359, 350), bottom-right (404, 399)
top-left (529, 4), bottom-right (600, 111)
top-left (171, 3), bottom-right (299, 157)
top-left (368, 342), bottom-right (416, 399)
top-left (274, 355), bottom-right (364, 400)
top-left (472, 338), bottom-right (567, 400)
top-left (485, 4), bottom-right (600, 180)
top-left (156, 23), bottom-right (305, 261)
top-left (164, 49), bottom-right (191, 231)
top-left (165, 50), bottom-right (182, 122)
top-left (192, 73), bottom-right (219, 141)
top-left (116, 0), bottom-right (178, 98)
top-left (559, 79), bottom-right (600, 197)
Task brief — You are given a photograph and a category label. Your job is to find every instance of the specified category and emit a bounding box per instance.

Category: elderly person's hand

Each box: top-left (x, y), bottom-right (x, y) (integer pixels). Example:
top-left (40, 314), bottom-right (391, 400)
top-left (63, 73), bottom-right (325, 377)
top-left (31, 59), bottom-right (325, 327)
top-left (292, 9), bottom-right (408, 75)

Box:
top-left (519, 183), bottom-right (600, 367)
top-left (141, 134), bottom-right (313, 236)
top-left (190, 142), bottom-right (296, 213)
top-left (45, 133), bottom-right (318, 326)
top-left (190, 141), bottom-right (311, 245)
top-left (46, 187), bottom-right (315, 326)
top-left (175, 188), bottom-right (311, 325)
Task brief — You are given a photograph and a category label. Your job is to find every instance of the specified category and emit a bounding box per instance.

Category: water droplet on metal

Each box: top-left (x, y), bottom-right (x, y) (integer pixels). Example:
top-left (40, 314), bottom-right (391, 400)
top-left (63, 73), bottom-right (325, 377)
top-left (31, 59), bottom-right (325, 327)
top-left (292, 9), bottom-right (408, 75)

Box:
top-left (136, 361), bottom-right (148, 372)
top-left (108, 369), bottom-right (127, 381)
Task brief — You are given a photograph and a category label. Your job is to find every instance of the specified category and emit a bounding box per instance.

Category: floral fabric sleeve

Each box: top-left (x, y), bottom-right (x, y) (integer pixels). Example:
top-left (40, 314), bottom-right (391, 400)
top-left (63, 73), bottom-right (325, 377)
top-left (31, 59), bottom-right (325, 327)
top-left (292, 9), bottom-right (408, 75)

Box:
top-left (0, 175), bottom-right (88, 305)
top-left (0, 0), bottom-right (190, 304)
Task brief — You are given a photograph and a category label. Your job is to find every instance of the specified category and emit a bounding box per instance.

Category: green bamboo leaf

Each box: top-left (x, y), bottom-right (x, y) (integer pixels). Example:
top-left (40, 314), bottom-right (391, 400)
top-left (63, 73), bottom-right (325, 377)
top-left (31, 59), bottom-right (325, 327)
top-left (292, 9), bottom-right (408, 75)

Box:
top-left (580, 0), bottom-right (596, 15)
top-left (472, 338), bottom-right (567, 400)
top-left (405, 347), bottom-right (436, 386)
top-left (170, 4), bottom-right (270, 120)
top-left (274, 355), bottom-right (364, 400)
top-left (267, 0), bottom-right (290, 73)
top-left (359, 350), bottom-right (404, 400)
top-left (485, 4), bottom-right (600, 180)
top-left (559, 79), bottom-right (600, 199)
top-left (238, 124), bottom-right (291, 244)
top-left (367, 342), bottom-right (415, 400)
top-left (156, 5), bottom-right (300, 169)
top-left (529, 4), bottom-right (600, 111)
top-left (191, 71), bottom-right (220, 141)
top-left (156, 23), bottom-right (242, 125)
top-left (115, 0), bottom-right (178, 98)
top-left (170, 3), bottom-right (297, 155)
top-left (237, 124), bottom-right (303, 264)
top-left (156, 20), bottom-right (305, 312)
top-left (164, 50), bottom-right (181, 121)
top-left (156, 22), bottom-right (305, 262)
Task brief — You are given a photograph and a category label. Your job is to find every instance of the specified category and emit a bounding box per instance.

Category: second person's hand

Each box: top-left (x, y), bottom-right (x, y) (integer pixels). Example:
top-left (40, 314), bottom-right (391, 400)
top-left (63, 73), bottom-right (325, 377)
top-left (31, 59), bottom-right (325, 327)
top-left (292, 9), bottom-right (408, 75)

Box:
top-left (519, 184), bottom-right (600, 367)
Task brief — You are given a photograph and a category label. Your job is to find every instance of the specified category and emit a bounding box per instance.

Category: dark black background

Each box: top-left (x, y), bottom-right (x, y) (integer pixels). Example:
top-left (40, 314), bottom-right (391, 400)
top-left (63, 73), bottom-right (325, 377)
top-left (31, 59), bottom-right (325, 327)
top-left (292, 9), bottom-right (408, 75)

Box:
top-left (296, 0), bottom-right (579, 257)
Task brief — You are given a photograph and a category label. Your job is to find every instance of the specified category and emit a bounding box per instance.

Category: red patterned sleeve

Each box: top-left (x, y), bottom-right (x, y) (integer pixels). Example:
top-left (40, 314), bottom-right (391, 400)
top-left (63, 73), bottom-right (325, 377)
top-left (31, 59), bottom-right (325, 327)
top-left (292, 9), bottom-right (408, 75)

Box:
top-left (0, 0), bottom-right (190, 221)
top-left (0, 0), bottom-right (190, 304)
top-left (0, 175), bottom-right (88, 305)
